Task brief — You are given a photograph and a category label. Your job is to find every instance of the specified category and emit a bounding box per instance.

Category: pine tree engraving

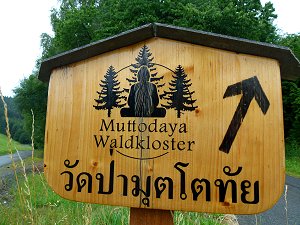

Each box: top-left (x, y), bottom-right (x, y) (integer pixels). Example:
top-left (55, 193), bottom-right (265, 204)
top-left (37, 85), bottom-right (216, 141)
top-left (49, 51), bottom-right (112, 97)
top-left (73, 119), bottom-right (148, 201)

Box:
top-left (126, 45), bottom-right (164, 92)
top-left (162, 65), bottom-right (198, 118)
top-left (93, 66), bottom-right (126, 117)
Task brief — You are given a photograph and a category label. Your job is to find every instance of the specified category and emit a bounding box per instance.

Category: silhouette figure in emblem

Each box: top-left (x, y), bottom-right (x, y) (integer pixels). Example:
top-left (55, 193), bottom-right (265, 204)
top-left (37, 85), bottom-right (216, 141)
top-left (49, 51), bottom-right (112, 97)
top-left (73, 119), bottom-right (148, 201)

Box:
top-left (121, 66), bottom-right (166, 117)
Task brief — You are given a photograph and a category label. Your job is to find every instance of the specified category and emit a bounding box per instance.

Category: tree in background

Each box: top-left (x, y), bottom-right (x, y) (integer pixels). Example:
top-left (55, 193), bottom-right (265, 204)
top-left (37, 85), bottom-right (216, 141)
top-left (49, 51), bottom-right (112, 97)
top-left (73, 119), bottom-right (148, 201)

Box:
top-left (14, 75), bottom-right (48, 148)
top-left (40, 0), bottom-right (279, 58)
top-left (278, 33), bottom-right (300, 144)
top-left (13, 0), bottom-right (299, 148)
top-left (278, 33), bottom-right (300, 59)
top-left (282, 80), bottom-right (300, 143)
top-left (0, 96), bottom-right (31, 144)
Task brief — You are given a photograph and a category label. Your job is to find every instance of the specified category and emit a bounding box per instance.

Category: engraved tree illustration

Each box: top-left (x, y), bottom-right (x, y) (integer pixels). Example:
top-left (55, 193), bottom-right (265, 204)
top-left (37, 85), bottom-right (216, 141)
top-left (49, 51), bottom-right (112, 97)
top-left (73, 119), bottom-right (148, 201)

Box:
top-left (126, 45), bottom-right (164, 92)
top-left (162, 65), bottom-right (198, 118)
top-left (93, 66), bottom-right (126, 117)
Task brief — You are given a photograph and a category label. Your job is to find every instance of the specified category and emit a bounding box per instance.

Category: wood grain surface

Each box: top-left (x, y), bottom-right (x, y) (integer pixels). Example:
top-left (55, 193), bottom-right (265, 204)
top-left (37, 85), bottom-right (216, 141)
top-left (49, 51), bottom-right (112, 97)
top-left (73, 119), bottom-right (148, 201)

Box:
top-left (130, 208), bottom-right (173, 225)
top-left (44, 38), bottom-right (285, 214)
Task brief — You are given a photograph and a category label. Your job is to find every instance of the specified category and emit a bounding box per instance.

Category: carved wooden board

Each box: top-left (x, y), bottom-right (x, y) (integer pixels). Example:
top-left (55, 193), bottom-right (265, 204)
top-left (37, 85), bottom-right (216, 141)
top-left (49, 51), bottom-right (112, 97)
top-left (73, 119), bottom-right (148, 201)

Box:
top-left (44, 38), bottom-right (285, 214)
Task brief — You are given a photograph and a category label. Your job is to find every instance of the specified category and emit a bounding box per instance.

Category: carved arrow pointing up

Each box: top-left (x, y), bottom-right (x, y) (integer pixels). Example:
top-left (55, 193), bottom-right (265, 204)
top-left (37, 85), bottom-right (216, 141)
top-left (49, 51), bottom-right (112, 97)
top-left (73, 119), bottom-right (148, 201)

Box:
top-left (219, 76), bottom-right (270, 154)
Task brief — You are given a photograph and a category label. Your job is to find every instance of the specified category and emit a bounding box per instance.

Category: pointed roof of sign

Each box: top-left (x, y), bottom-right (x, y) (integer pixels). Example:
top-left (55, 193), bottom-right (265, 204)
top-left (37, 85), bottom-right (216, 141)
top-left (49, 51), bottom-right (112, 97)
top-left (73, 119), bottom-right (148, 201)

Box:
top-left (39, 23), bottom-right (300, 82)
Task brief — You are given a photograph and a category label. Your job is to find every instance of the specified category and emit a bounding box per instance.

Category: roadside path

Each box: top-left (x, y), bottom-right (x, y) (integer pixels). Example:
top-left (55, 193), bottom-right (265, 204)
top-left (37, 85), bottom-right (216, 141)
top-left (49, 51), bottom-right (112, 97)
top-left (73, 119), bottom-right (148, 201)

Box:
top-left (237, 175), bottom-right (300, 225)
top-left (0, 151), bottom-right (32, 167)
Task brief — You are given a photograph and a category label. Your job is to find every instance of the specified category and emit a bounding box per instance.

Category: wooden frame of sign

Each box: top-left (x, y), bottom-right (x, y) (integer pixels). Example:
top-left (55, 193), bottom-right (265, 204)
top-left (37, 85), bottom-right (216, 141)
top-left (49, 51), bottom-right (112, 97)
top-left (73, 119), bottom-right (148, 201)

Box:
top-left (39, 23), bottom-right (300, 223)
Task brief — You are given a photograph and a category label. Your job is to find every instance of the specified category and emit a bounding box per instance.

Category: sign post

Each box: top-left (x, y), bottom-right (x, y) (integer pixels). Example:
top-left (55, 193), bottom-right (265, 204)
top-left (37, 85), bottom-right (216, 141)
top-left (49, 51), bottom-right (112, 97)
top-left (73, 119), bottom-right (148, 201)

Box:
top-left (130, 209), bottom-right (173, 225)
top-left (39, 23), bottom-right (300, 222)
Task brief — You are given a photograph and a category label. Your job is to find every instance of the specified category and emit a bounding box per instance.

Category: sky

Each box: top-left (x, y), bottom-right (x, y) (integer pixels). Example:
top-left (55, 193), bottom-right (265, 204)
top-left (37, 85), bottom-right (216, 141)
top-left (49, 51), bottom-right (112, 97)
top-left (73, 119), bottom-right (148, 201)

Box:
top-left (0, 0), bottom-right (299, 97)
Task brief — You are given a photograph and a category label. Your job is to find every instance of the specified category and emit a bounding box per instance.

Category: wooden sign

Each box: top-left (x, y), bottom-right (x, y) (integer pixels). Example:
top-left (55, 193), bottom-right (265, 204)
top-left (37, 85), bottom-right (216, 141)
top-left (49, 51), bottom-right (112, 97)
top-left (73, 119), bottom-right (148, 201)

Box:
top-left (40, 24), bottom-right (298, 214)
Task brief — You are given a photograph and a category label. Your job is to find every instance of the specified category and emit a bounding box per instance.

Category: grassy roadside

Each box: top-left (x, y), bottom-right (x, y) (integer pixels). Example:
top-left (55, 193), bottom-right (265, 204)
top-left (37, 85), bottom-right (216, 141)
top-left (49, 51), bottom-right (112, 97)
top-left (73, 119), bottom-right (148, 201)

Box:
top-left (0, 133), bottom-right (31, 156)
top-left (0, 139), bottom-right (298, 224)
top-left (0, 153), bottom-right (226, 225)
top-left (1, 143), bottom-right (298, 224)
top-left (285, 141), bottom-right (300, 178)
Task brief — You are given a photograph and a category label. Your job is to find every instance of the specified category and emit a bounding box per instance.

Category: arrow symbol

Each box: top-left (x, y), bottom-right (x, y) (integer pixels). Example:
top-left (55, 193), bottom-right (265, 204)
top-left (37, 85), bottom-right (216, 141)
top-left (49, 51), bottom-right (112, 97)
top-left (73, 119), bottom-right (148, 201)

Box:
top-left (219, 76), bottom-right (270, 154)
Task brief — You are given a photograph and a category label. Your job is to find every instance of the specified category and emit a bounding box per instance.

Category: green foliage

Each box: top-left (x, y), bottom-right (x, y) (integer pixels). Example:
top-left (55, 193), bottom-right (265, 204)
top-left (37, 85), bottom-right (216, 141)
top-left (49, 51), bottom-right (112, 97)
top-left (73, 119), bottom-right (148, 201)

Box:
top-left (14, 0), bottom-right (296, 150)
top-left (282, 81), bottom-right (297, 137)
top-left (0, 97), bottom-right (30, 144)
top-left (282, 81), bottom-right (300, 143)
top-left (0, 172), bottom-right (222, 224)
top-left (279, 34), bottom-right (300, 146)
top-left (13, 74), bottom-right (48, 149)
top-left (278, 33), bottom-right (300, 60)
top-left (42, 0), bottom-right (279, 59)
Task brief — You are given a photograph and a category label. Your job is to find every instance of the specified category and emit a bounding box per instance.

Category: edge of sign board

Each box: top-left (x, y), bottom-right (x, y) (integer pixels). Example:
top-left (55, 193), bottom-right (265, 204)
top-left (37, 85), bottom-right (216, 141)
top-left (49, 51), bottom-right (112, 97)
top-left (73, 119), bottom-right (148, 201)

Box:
top-left (38, 23), bottom-right (300, 82)
top-left (43, 179), bottom-right (285, 214)
top-left (41, 30), bottom-right (287, 214)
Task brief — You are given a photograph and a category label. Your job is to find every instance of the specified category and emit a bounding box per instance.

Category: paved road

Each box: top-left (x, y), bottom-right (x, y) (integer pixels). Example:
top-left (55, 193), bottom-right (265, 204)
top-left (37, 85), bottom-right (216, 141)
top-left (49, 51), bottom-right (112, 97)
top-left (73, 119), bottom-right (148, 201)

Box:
top-left (0, 151), bottom-right (32, 167)
top-left (238, 175), bottom-right (300, 225)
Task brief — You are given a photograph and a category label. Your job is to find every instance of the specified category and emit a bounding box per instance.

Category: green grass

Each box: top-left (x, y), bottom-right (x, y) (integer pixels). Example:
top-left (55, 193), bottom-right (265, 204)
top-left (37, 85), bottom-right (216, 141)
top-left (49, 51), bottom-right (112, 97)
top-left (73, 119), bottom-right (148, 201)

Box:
top-left (0, 153), bottom-right (224, 225)
top-left (0, 133), bottom-right (32, 156)
top-left (286, 158), bottom-right (300, 178)
top-left (1, 173), bottom-right (129, 225)
top-left (285, 141), bottom-right (300, 178)
top-left (0, 172), bottom-right (224, 225)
